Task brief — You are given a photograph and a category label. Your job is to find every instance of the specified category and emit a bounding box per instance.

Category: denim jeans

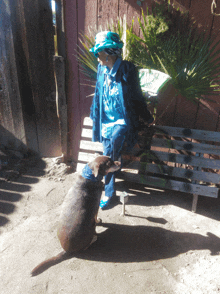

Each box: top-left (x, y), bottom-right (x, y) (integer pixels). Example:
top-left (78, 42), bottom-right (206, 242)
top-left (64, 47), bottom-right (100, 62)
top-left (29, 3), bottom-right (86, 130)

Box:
top-left (102, 124), bottom-right (127, 197)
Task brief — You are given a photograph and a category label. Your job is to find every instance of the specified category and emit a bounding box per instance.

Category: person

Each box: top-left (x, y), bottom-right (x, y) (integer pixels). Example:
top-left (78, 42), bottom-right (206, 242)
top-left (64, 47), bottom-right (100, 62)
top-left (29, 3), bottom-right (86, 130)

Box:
top-left (89, 31), bottom-right (153, 209)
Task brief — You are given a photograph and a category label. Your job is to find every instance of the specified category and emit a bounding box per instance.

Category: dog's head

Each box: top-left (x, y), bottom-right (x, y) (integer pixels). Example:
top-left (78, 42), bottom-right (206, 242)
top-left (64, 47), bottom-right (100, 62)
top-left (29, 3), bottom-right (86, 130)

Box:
top-left (88, 156), bottom-right (121, 177)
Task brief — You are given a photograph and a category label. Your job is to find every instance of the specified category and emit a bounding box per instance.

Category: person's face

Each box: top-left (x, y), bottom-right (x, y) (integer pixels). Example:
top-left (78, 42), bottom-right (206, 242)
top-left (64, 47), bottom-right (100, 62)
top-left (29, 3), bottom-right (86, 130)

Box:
top-left (97, 51), bottom-right (108, 66)
top-left (97, 51), bottom-right (117, 69)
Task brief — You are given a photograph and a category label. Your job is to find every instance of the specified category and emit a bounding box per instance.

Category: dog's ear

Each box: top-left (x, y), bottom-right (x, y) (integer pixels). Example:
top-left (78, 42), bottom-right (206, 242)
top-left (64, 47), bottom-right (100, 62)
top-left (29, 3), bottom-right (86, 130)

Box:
top-left (88, 161), bottom-right (99, 177)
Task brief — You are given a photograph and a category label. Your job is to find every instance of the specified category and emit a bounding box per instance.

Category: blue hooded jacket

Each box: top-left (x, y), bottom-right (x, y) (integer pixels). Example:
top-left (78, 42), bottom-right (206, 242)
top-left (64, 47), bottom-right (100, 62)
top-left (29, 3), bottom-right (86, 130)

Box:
top-left (90, 60), bottom-right (153, 150)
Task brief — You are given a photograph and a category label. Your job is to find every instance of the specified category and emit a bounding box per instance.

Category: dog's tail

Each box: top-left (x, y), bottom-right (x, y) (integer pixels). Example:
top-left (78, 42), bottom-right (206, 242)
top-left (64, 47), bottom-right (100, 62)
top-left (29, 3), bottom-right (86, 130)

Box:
top-left (31, 251), bottom-right (71, 276)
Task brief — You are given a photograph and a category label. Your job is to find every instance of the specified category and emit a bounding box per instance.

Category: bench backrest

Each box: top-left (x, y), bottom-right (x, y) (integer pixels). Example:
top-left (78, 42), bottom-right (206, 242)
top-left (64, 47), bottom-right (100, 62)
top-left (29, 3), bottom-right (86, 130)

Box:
top-left (122, 125), bottom-right (220, 198)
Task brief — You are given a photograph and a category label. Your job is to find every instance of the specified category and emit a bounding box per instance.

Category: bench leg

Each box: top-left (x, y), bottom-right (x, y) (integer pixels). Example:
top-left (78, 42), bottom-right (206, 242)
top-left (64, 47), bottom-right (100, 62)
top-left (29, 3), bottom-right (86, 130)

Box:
top-left (192, 194), bottom-right (198, 213)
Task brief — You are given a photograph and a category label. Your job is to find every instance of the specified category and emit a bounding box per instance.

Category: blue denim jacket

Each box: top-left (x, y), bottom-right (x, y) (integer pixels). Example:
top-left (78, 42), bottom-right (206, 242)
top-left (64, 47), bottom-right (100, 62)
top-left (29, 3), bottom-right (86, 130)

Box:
top-left (90, 60), bottom-right (153, 150)
top-left (102, 58), bottom-right (126, 138)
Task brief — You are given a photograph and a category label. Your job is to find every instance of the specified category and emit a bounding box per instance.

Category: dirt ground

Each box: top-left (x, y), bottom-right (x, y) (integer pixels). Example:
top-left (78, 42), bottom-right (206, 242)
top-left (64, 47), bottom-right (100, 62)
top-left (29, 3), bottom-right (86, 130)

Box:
top-left (1, 154), bottom-right (220, 294)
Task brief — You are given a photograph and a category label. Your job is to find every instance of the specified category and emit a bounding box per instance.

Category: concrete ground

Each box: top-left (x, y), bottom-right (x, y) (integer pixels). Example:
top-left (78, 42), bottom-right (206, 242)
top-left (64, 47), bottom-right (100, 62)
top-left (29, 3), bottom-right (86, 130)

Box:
top-left (1, 156), bottom-right (220, 294)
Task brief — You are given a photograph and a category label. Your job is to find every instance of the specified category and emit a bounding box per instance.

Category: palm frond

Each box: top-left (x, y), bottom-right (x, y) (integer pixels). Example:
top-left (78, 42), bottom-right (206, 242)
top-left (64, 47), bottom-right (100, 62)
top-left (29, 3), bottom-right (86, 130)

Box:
top-left (76, 34), bottom-right (98, 82)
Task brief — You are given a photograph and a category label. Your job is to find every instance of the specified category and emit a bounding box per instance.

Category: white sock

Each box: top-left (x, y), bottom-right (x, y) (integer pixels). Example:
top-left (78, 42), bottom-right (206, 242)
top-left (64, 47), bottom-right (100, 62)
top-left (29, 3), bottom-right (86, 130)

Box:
top-left (102, 195), bottom-right (111, 202)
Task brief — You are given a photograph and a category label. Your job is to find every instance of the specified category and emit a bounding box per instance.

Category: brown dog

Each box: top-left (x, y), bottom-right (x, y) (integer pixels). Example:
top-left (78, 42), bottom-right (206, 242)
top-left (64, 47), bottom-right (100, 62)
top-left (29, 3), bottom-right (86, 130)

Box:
top-left (31, 156), bottom-right (121, 276)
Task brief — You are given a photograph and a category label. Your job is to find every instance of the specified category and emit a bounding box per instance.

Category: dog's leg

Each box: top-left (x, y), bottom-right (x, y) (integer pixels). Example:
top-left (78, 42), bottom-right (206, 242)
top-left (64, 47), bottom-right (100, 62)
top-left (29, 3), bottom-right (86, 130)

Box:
top-left (90, 234), bottom-right (97, 244)
top-left (83, 234), bottom-right (98, 251)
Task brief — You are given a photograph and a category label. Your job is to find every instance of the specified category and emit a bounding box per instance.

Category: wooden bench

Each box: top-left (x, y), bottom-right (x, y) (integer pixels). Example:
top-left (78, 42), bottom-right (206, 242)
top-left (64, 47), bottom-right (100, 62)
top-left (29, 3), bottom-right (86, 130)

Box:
top-left (119, 125), bottom-right (220, 212)
top-left (78, 118), bottom-right (220, 212)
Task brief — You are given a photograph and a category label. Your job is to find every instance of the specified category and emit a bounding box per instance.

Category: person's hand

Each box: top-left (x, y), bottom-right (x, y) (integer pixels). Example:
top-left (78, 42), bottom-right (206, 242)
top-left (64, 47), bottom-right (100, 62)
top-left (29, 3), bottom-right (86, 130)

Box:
top-left (139, 116), bottom-right (154, 129)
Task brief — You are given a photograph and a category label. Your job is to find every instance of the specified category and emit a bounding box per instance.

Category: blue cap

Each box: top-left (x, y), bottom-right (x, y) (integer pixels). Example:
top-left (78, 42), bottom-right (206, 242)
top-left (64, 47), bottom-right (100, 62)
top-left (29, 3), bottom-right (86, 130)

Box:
top-left (89, 31), bottom-right (124, 58)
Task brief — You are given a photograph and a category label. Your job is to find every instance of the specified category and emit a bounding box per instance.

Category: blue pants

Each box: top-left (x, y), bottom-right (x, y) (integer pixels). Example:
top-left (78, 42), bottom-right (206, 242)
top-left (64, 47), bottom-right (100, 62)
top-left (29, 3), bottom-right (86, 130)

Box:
top-left (102, 125), bottom-right (127, 197)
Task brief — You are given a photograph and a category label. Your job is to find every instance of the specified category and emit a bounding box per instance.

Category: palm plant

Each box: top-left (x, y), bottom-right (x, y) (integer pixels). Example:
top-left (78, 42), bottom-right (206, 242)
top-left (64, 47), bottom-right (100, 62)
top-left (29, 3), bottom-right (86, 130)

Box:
top-left (126, 6), bottom-right (170, 70)
top-left (127, 7), bottom-right (220, 104)
top-left (77, 32), bottom-right (98, 83)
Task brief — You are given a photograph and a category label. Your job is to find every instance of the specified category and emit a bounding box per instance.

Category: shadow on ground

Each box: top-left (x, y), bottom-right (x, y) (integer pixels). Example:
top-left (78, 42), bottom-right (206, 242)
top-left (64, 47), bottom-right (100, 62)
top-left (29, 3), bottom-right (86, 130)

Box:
top-left (115, 179), bottom-right (220, 221)
top-left (76, 223), bottom-right (220, 262)
top-left (31, 221), bottom-right (220, 276)
top-left (0, 152), bottom-right (46, 228)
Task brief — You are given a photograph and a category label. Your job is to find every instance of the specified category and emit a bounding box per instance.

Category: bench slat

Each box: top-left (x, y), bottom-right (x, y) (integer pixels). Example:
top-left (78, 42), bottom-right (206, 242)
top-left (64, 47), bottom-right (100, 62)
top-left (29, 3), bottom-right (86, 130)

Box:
top-left (79, 140), bottom-right (103, 152)
top-left (140, 150), bottom-right (220, 169)
top-left (83, 117), bottom-right (93, 126)
top-left (81, 128), bottom-right (93, 139)
top-left (78, 152), bottom-right (97, 163)
top-left (118, 171), bottom-right (219, 198)
top-left (151, 138), bottom-right (220, 156)
top-left (123, 162), bottom-right (220, 184)
top-left (154, 126), bottom-right (220, 143)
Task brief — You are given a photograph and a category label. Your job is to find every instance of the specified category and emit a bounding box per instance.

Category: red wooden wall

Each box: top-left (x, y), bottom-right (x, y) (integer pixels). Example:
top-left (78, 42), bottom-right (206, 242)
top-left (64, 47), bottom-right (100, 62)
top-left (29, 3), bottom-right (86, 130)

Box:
top-left (64, 0), bottom-right (220, 161)
top-left (159, 0), bottom-right (220, 132)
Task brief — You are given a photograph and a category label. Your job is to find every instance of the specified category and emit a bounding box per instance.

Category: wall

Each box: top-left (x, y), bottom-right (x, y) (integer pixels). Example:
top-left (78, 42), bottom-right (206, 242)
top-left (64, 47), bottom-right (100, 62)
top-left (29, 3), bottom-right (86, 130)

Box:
top-left (0, 0), bottom-right (62, 157)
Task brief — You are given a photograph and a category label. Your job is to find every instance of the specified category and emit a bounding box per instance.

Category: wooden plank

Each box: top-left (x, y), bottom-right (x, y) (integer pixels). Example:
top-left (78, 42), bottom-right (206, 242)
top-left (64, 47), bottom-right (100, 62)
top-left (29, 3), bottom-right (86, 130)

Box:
top-left (171, 0), bottom-right (191, 11)
top-left (80, 116), bottom-right (94, 149)
top-left (153, 126), bottom-right (220, 143)
top-left (140, 150), bottom-right (220, 170)
top-left (9, 0), bottom-right (39, 152)
top-left (0, 1), bottom-right (16, 136)
top-left (118, 0), bottom-right (129, 24)
top-left (78, 1), bottom-right (97, 119)
top-left (78, 151), bottom-right (98, 162)
top-left (85, 0), bottom-right (98, 33)
top-left (124, 162), bottom-right (220, 185)
top-left (83, 117), bottom-right (93, 126)
top-left (97, 0), bottom-right (119, 29)
top-left (56, 0), bottom-right (66, 58)
top-left (79, 140), bottom-right (103, 152)
top-left (151, 137), bottom-right (220, 156)
top-left (78, 0), bottom-right (95, 120)
top-left (15, 0), bottom-right (61, 156)
top-left (119, 0), bottom-right (141, 34)
top-left (63, 0), bottom-right (82, 161)
top-left (81, 117), bottom-right (93, 138)
top-left (142, 0), bottom-right (153, 14)
top-left (36, 0), bottom-right (61, 156)
top-left (127, 0), bottom-right (141, 35)
top-left (191, 151), bottom-right (203, 212)
top-left (78, 119), bottom-right (220, 151)
top-left (0, 0), bottom-right (27, 151)
top-left (118, 171), bottom-right (219, 198)
top-left (54, 56), bottom-right (67, 158)
top-left (81, 128), bottom-right (93, 139)
top-left (189, 0), bottom-right (214, 34)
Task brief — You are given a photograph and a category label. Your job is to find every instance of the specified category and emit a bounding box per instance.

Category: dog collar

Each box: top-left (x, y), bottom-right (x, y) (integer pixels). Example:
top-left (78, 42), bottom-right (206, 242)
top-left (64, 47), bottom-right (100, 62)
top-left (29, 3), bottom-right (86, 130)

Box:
top-left (81, 164), bottom-right (103, 182)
